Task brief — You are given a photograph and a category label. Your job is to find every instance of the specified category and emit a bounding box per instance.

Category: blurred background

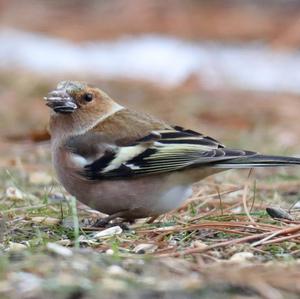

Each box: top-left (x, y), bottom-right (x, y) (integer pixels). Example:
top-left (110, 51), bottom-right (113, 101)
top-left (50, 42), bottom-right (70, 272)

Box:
top-left (1, 0), bottom-right (300, 165)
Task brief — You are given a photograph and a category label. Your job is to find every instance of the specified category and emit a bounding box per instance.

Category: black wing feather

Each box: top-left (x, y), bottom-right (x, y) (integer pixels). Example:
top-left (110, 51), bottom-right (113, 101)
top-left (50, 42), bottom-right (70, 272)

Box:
top-left (83, 126), bottom-right (257, 180)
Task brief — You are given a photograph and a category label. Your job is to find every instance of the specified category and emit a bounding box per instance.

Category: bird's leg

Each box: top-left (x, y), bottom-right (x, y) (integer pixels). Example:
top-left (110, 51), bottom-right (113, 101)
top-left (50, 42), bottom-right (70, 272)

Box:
top-left (93, 211), bottom-right (129, 228)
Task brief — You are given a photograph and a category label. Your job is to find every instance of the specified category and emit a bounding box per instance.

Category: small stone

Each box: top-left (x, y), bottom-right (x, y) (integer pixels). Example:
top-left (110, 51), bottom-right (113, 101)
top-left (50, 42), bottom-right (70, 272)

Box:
top-left (266, 207), bottom-right (293, 221)
top-left (94, 226), bottom-right (122, 239)
top-left (9, 272), bottom-right (42, 293)
top-left (107, 265), bottom-right (128, 276)
top-left (29, 172), bottom-right (52, 185)
top-left (192, 240), bottom-right (208, 250)
top-left (0, 281), bottom-right (10, 293)
top-left (106, 249), bottom-right (114, 255)
top-left (8, 242), bottom-right (27, 252)
top-left (169, 240), bottom-right (178, 246)
top-left (133, 243), bottom-right (158, 254)
top-left (46, 242), bottom-right (73, 257)
top-left (231, 206), bottom-right (242, 213)
top-left (230, 252), bottom-right (254, 262)
top-left (30, 217), bottom-right (60, 225)
top-left (182, 277), bottom-right (204, 290)
top-left (6, 187), bottom-right (24, 201)
top-left (102, 278), bottom-right (127, 291)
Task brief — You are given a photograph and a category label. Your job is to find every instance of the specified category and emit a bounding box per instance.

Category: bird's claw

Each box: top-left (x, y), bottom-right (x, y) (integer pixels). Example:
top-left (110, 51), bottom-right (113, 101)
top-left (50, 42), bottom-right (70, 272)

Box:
top-left (93, 217), bottom-right (131, 230)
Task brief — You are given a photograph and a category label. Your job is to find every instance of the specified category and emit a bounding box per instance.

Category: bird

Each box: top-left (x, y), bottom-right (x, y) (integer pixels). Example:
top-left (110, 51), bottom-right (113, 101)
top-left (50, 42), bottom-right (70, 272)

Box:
top-left (45, 80), bottom-right (300, 225)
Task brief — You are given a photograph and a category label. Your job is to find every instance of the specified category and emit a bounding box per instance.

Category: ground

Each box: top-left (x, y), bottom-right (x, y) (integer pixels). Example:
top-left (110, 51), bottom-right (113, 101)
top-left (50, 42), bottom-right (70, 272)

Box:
top-left (1, 74), bottom-right (300, 299)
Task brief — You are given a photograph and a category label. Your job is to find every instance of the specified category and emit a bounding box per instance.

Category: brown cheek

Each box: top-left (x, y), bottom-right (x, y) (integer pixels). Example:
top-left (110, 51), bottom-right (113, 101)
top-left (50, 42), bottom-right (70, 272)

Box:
top-left (77, 98), bottom-right (112, 118)
top-left (76, 103), bottom-right (99, 120)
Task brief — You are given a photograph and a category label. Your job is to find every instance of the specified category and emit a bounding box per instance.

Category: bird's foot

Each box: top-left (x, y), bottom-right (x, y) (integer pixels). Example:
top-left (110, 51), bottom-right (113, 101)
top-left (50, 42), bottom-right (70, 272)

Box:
top-left (93, 218), bottom-right (131, 230)
top-left (93, 217), bottom-right (111, 227)
top-left (92, 211), bottom-right (134, 230)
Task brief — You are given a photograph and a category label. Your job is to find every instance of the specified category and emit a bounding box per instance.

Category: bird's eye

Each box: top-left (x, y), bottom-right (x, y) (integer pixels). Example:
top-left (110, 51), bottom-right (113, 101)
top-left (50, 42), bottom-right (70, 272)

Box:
top-left (84, 93), bottom-right (93, 102)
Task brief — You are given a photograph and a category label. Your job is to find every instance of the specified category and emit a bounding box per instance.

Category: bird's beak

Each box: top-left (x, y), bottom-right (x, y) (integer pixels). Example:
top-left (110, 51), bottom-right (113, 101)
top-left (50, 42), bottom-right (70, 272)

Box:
top-left (44, 89), bottom-right (78, 114)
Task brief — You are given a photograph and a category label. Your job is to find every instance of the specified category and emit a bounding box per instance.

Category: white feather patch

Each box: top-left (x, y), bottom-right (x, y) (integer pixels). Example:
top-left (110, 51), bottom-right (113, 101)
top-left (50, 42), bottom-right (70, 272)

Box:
top-left (126, 163), bottom-right (141, 170)
top-left (102, 145), bottom-right (147, 173)
top-left (69, 153), bottom-right (89, 168)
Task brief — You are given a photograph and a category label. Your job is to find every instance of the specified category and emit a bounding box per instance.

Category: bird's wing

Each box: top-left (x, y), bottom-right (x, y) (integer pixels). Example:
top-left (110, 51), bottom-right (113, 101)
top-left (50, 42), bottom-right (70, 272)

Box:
top-left (83, 126), bottom-right (257, 180)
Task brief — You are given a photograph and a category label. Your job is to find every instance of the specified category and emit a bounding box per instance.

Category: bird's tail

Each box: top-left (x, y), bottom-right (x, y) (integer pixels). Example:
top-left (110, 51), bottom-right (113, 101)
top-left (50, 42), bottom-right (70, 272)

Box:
top-left (212, 154), bottom-right (300, 169)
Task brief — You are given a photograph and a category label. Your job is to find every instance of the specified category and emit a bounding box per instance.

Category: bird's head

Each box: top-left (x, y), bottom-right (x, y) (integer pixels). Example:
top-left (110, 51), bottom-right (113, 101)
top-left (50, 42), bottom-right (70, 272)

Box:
top-left (45, 81), bottom-right (123, 136)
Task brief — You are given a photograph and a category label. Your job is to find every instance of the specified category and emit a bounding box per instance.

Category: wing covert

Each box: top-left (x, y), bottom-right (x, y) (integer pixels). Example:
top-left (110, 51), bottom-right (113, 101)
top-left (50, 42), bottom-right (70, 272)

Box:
top-left (83, 127), bottom-right (256, 179)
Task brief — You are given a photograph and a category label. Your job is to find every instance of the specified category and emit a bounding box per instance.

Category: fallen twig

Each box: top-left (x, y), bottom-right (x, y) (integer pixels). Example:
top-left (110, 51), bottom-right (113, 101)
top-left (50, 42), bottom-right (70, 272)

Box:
top-left (156, 224), bottom-right (300, 257)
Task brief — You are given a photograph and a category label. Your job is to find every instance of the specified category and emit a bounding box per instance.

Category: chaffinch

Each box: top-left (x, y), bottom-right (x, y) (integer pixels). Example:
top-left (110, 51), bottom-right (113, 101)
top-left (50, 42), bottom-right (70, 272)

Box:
top-left (45, 81), bottom-right (300, 224)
